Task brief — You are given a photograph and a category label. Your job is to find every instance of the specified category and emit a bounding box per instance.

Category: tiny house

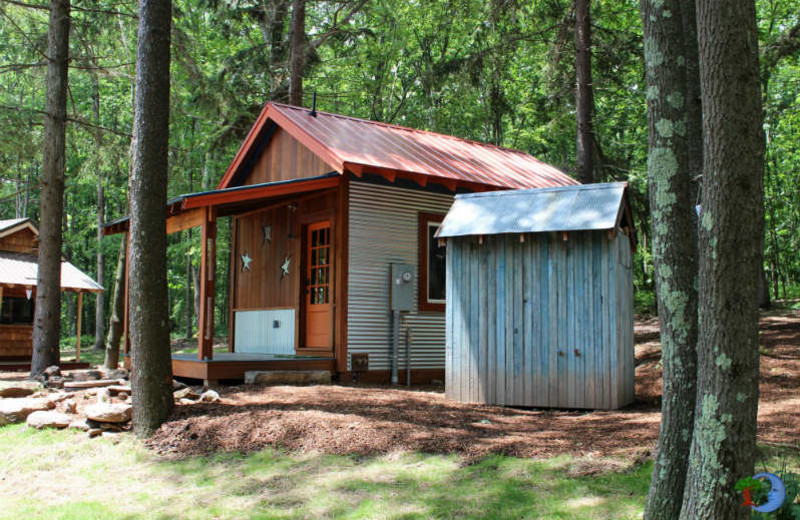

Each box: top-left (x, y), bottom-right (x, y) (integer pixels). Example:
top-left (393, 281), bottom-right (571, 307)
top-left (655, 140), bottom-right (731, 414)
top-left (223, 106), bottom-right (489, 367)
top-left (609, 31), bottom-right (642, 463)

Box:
top-left (437, 183), bottom-right (635, 409)
top-left (105, 102), bottom-right (578, 384)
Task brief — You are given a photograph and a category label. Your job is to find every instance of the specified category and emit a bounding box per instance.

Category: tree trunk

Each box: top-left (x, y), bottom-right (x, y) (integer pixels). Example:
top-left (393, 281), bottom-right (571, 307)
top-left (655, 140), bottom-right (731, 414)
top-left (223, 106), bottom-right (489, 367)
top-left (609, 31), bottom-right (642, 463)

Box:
top-left (640, 1), bottom-right (700, 518)
top-left (289, 0), bottom-right (305, 106)
top-left (575, 0), bottom-right (595, 184)
top-left (31, 0), bottom-right (70, 377)
top-left (680, 0), bottom-right (765, 517)
top-left (104, 235), bottom-right (126, 369)
top-left (129, 0), bottom-right (174, 437)
top-left (92, 73), bottom-right (105, 350)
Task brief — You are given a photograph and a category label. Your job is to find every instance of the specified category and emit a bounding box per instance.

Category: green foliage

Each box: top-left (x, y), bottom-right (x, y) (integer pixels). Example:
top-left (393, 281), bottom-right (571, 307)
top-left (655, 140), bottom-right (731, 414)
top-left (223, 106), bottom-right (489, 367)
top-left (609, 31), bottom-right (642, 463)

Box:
top-left (0, 0), bottom-right (798, 336)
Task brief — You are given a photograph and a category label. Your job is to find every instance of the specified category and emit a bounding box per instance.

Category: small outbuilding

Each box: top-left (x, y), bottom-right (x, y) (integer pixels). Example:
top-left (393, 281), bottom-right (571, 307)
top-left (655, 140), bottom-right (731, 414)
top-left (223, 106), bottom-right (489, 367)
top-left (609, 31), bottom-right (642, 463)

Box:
top-left (436, 182), bottom-right (635, 410)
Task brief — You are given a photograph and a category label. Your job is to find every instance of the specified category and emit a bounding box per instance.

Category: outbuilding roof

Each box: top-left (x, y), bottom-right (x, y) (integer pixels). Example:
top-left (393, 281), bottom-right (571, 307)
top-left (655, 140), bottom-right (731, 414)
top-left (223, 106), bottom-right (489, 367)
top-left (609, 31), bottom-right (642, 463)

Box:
top-left (436, 182), bottom-right (632, 239)
top-left (219, 102), bottom-right (578, 191)
top-left (0, 252), bottom-right (104, 293)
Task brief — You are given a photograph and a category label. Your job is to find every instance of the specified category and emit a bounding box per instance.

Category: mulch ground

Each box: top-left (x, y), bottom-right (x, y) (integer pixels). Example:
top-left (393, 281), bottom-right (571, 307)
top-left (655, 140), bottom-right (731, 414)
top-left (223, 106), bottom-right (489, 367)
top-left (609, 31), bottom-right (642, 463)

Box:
top-left (142, 311), bottom-right (798, 460)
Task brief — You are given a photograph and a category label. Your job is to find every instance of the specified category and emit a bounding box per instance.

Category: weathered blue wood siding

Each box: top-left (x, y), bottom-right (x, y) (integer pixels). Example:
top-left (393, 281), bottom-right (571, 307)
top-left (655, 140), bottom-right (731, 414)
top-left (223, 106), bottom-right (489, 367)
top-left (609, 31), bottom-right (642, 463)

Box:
top-left (445, 230), bottom-right (634, 409)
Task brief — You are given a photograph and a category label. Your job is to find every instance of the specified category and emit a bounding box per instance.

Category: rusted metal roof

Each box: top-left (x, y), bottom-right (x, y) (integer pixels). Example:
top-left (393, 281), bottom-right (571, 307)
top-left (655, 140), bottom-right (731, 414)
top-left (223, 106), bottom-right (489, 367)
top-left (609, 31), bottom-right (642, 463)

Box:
top-left (436, 182), bottom-right (630, 238)
top-left (219, 102), bottom-right (578, 191)
top-left (0, 252), bottom-right (103, 292)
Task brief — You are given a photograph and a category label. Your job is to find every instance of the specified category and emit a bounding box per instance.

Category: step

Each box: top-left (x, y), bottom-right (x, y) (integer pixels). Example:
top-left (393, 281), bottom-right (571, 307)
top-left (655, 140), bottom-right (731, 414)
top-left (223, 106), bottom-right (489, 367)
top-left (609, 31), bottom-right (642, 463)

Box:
top-left (244, 370), bottom-right (331, 385)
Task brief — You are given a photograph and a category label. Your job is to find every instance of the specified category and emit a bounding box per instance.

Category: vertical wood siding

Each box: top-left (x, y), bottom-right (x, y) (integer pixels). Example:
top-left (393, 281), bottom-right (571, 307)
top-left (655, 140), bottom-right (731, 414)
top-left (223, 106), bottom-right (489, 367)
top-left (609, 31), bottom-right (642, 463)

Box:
top-left (348, 181), bottom-right (453, 370)
top-left (446, 230), bottom-right (634, 410)
top-left (246, 127), bottom-right (333, 185)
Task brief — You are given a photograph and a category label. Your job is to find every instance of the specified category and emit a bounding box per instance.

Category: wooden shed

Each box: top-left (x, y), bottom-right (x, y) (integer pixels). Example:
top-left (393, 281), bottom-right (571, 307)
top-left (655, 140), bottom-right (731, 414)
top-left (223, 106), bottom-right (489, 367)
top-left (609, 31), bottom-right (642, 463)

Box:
top-left (436, 183), bottom-right (635, 409)
top-left (0, 218), bottom-right (103, 366)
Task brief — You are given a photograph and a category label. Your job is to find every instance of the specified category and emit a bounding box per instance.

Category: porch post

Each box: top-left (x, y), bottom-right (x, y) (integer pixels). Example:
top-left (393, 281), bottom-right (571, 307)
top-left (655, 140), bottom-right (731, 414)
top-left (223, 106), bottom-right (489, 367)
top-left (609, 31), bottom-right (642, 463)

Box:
top-left (76, 291), bottom-right (83, 362)
top-left (198, 206), bottom-right (216, 360)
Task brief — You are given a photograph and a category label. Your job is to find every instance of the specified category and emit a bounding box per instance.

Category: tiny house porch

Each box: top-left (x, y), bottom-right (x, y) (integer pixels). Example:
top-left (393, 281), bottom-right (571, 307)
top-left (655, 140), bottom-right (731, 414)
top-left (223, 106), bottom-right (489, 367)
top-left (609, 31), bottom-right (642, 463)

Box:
top-left (171, 352), bottom-right (335, 384)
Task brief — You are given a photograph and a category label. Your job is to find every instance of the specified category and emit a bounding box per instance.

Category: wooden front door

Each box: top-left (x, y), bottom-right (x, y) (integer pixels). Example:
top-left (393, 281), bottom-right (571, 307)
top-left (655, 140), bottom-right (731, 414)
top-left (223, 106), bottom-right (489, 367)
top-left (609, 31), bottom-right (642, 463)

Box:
top-left (304, 220), bottom-right (333, 348)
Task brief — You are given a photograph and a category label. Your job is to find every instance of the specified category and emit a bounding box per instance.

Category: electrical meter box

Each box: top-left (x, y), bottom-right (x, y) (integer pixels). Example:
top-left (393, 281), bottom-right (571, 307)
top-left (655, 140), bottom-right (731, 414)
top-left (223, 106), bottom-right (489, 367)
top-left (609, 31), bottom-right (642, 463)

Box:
top-left (390, 263), bottom-right (415, 311)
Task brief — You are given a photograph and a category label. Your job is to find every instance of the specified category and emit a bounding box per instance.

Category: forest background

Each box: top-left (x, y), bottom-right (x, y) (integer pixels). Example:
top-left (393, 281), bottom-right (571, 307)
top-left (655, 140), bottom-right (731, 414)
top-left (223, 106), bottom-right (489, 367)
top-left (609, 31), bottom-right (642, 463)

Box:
top-left (0, 0), bottom-right (798, 345)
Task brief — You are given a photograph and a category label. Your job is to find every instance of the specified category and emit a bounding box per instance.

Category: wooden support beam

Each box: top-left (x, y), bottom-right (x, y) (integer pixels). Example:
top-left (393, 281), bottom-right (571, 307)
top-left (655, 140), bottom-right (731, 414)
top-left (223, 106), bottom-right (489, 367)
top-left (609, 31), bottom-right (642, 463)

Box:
top-left (198, 206), bottom-right (217, 360)
top-left (166, 207), bottom-right (205, 234)
top-left (76, 291), bottom-right (83, 362)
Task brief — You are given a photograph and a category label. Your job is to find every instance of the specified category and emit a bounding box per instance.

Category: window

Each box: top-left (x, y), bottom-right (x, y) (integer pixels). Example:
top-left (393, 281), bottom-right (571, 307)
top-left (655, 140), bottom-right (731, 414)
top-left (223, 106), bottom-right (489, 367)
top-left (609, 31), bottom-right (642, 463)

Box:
top-left (419, 213), bottom-right (446, 312)
top-left (0, 296), bottom-right (34, 325)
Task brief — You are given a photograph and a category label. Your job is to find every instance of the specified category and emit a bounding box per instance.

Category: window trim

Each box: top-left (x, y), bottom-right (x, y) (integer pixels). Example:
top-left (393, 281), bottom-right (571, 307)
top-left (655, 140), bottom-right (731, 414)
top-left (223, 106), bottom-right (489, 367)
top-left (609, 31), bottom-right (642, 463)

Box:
top-left (418, 212), bottom-right (446, 313)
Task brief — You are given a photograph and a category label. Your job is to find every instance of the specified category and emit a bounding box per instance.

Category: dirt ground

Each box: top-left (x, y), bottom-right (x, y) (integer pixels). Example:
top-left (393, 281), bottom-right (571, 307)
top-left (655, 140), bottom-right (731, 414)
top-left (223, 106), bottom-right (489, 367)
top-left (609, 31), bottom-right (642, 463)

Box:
top-left (145, 310), bottom-right (800, 460)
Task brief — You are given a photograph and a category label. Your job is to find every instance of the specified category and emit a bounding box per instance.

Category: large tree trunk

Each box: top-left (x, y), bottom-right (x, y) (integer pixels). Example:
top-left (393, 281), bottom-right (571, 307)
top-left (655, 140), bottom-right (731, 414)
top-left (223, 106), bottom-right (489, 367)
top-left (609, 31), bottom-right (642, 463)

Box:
top-left (289, 0), bottom-right (305, 106)
top-left (129, 0), bottom-right (174, 437)
top-left (31, 0), bottom-right (70, 377)
top-left (640, 1), bottom-right (700, 518)
top-left (104, 235), bottom-right (126, 369)
top-left (92, 73), bottom-right (105, 351)
top-left (680, 0), bottom-right (765, 517)
top-left (575, 0), bottom-right (595, 184)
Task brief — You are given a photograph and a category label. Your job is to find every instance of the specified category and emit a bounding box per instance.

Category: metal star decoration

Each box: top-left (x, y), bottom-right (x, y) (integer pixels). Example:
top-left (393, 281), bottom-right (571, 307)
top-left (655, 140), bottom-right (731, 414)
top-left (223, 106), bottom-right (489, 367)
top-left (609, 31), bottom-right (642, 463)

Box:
top-left (281, 256), bottom-right (291, 277)
top-left (241, 252), bottom-right (253, 271)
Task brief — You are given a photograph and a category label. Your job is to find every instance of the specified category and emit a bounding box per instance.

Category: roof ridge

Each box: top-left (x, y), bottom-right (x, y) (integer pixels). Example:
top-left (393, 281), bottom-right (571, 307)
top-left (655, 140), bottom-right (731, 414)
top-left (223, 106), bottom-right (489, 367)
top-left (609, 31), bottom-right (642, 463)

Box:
top-left (270, 102), bottom-right (542, 158)
top-left (455, 181), bottom-right (626, 199)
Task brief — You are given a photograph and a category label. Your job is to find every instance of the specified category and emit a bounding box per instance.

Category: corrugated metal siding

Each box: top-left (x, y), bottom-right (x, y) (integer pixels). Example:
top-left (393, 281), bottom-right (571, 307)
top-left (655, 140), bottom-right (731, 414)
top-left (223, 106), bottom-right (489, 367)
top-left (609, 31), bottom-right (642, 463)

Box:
top-left (348, 180), bottom-right (453, 370)
top-left (445, 230), bottom-right (634, 410)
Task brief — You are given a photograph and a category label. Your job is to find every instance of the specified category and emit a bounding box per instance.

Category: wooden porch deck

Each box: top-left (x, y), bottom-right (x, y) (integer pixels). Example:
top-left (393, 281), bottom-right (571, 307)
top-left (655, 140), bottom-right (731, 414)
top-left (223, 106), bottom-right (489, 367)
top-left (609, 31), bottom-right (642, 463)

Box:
top-left (171, 352), bottom-right (335, 383)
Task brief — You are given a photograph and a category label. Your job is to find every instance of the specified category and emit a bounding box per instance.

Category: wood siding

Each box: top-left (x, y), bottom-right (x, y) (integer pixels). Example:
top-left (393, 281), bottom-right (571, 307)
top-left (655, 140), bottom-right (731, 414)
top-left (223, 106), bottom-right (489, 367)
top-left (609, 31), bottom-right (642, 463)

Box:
top-left (245, 127), bottom-right (333, 185)
top-left (445, 230), bottom-right (634, 410)
top-left (347, 180), bottom-right (454, 371)
top-left (230, 190), bottom-right (338, 351)
top-left (0, 324), bottom-right (33, 359)
top-left (0, 228), bottom-right (37, 254)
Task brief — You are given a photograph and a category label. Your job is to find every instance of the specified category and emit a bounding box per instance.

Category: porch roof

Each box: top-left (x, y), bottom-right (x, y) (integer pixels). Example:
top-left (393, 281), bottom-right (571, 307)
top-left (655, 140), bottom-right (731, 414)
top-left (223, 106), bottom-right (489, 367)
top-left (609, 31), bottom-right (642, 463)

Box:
top-left (102, 173), bottom-right (340, 235)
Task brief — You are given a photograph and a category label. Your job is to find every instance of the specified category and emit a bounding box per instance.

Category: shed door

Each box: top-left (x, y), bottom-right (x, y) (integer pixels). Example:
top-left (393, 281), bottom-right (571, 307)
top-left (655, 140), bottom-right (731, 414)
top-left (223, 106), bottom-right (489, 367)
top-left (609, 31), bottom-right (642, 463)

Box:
top-left (304, 221), bottom-right (333, 348)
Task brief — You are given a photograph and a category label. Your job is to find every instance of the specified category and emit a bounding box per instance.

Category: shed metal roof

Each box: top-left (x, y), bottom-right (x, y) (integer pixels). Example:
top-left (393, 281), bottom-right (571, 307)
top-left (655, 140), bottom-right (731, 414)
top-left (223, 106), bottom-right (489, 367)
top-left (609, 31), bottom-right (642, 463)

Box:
top-left (219, 102), bottom-right (578, 191)
top-left (0, 252), bottom-right (104, 292)
top-left (436, 182), bottom-right (629, 238)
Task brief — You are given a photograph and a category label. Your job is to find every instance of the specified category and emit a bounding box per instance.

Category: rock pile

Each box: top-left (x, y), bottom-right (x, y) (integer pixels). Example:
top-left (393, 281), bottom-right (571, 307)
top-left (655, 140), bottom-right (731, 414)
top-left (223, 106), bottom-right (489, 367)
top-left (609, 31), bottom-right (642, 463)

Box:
top-left (0, 367), bottom-right (222, 436)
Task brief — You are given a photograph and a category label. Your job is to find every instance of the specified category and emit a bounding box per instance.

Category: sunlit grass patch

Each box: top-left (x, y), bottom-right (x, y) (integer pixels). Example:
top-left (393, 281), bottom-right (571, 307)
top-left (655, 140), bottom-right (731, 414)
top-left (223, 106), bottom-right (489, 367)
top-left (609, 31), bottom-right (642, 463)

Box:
top-left (2, 423), bottom-right (795, 519)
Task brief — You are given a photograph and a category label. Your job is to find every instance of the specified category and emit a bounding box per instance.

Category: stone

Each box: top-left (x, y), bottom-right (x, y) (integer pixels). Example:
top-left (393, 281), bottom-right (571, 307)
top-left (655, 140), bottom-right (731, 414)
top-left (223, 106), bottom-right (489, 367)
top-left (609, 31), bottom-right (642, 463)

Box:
top-left (172, 380), bottom-right (187, 390)
top-left (199, 390), bottom-right (220, 403)
top-left (45, 376), bottom-right (65, 389)
top-left (99, 368), bottom-right (128, 380)
top-left (107, 385), bottom-right (131, 395)
top-left (117, 392), bottom-right (129, 401)
top-left (84, 402), bottom-right (132, 423)
top-left (0, 398), bottom-right (55, 426)
top-left (244, 370), bottom-right (332, 386)
top-left (0, 381), bottom-right (41, 398)
top-left (44, 366), bottom-right (61, 378)
top-left (26, 410), bottom-right (72, 429)
top-left (179, 398), bottom-right (195, 405)
top-left (46, 392), bottom-right (70, 405)
top-left (173, 388), bottom-right (200, 401)
top-left (88, 428), bottom-right (103, 438)
top-left (68, 419), bottom-right (90, 431)
top-left (63, 399), bottom-right (77, 414)
top-left (96, 388), bottom-right (111, 403)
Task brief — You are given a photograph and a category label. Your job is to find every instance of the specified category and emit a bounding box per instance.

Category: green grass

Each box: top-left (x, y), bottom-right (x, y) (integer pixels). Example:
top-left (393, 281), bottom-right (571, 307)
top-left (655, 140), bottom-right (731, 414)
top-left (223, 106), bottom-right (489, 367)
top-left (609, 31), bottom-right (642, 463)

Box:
top-left (59, 335), bottom-right (107, 366)
top-left (2, 424), bottom-right (798, 519)
top-left (0, 424), bottom-right (655, 520)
